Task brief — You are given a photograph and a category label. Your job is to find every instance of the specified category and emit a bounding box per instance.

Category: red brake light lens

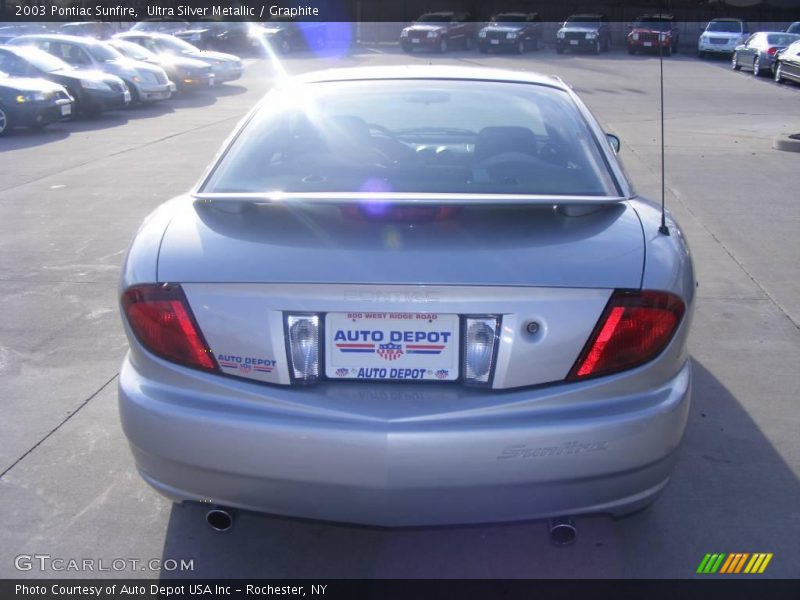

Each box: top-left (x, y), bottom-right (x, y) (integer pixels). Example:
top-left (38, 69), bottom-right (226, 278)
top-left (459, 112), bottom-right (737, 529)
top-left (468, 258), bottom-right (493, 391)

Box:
top-left (567, 290), bottom-right (685, 381)
top-left (121, 284), bottom-right (218, 371)
top-left (341, 205), bottom-right (461, 222)
top-left (767, 47), bottom-right (777, 57)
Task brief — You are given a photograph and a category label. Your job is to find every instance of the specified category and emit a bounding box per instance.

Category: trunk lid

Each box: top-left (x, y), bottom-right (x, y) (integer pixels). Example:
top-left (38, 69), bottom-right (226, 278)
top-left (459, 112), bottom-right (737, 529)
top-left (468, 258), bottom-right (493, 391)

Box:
top-left (157, 198), bottom-right (644, 289)
top-left (157, 198), bottom-right (644, 390)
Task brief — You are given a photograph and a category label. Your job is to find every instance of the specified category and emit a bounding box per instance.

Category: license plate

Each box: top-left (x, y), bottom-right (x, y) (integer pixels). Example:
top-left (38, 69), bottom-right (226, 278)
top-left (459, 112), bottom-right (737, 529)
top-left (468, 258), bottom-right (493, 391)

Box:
top-left (123, 90), bottom-right (131, 103)
top-left (209, 78), bottom-right (217, 86)
top-left (570, 40), bottom-right (579, 45)
top-left (411, 38), bottom-right (420, 44)
top-left (60, 104), bottom-right (71, 116)
top-left (491, 39), bottom-right (499, 45)
top-left (644, 42), bottom-right (652, 47)
top-left (168, 82), bottom-right (177, 92)
top-left (325, 312), bottom-right (459, 381)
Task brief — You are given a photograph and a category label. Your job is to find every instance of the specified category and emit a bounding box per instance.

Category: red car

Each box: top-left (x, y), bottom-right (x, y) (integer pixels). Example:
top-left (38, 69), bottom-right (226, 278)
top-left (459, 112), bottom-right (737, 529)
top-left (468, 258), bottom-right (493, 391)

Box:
top-left (627, 14), bottom-right (680, 55)
top-left (400, 12), bottom-right (475, 53)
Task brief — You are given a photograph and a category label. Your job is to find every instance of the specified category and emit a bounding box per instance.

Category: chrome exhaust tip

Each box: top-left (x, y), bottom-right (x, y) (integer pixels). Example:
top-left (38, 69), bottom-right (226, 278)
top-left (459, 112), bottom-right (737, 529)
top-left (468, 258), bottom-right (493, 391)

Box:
top-left (205, 507), bottom-right (235, 532)
top-left (548, 516), bottom-right (576, 546)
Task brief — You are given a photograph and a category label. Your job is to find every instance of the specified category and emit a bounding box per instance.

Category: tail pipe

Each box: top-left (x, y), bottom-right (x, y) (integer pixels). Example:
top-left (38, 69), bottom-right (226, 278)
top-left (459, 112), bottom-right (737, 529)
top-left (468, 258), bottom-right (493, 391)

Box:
top-left (206, 506), bottom-right (236, 532)
top-left (548, 516), bottom-right (577, 546)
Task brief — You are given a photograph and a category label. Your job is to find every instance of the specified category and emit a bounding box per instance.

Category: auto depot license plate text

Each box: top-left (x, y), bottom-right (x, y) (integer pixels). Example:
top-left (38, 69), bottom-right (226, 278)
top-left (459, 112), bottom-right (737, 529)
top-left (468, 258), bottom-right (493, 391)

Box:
top-left (326, 312), bottom-right (459, 381)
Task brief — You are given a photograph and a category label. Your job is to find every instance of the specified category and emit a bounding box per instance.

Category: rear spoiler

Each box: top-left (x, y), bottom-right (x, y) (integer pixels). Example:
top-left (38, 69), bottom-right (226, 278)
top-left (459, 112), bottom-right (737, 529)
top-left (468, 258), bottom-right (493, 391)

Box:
top-left (193, 192), bottom-right (628, 207)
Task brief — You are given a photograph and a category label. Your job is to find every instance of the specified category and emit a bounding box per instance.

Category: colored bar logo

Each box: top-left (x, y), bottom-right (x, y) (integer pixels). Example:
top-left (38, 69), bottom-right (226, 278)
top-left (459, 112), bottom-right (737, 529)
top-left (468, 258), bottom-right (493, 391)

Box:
top-left (696, 553), bottom-right (773, 574)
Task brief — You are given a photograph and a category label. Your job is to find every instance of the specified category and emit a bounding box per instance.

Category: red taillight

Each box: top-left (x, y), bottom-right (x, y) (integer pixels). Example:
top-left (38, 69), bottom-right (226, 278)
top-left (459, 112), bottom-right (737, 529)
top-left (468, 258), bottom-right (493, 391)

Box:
top-left (767, 47), bottom-right (777, 57)
top-left (567, 290), bottom-right (685, 381)
top-left (121, 284), bottom-right (218, 371)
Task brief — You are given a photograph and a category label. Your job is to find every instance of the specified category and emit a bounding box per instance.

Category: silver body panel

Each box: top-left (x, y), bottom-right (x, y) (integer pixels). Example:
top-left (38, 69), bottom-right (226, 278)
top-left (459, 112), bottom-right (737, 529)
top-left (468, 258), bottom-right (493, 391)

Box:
top-left (118, 66), bottom-right (695, 526)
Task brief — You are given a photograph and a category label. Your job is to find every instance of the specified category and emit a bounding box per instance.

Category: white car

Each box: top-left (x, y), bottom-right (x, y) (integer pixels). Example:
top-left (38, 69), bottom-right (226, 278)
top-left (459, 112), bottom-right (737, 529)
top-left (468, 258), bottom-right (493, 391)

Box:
top-left (698, 18), bottom-right (749, 57)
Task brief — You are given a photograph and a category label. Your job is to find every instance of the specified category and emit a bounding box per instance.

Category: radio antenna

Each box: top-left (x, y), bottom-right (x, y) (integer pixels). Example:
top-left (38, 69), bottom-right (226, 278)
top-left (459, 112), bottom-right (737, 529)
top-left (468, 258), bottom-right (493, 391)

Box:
top-left (658, 2), bottom-right (669, 235)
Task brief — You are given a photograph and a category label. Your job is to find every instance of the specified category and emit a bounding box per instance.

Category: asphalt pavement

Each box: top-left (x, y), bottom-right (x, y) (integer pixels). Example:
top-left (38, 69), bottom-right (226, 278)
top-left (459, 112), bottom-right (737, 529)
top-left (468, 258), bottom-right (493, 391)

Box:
top-left (1, 44), bottom-right (799, 579)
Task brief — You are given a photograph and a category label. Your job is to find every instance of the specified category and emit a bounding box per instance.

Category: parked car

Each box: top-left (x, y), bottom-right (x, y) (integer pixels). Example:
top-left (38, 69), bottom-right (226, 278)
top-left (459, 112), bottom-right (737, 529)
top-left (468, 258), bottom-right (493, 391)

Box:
top-left (478, 12), bottom-right (541, 54)
top-left (130, 19), bottom-right (190, 35)
top-left (174, 21), bottom-right (265, 55)
top-left (400, 12), bottom-right (475, 53)
top-left (773, 40), bottom-right (800, 84)
top-left (114, 32), bottom-right (243, 84)
top-left (8, 35), bottom-right (174, 104)
top-left (787, 22), bottom-right (800, 34)
top-left (108, 39), bottom-right (215, 92)
top-left (627, 14), bottom-right (680, 55)
top-left (698, 18), bottom-right (749, 58)
top-left (732, 32), bottom-right (800, 76)
top-left (118, 65), bottom-right (695, 530)
top-left (0, 24), bottom-right (50, 45)
top-left (58, 21), bottom-right (114, 40)
top-left (0, 70), bottom-right (73, 135)
top-left (0, 46), bottom-right (130, 115)
top-left (556, 14), bottom-right (611, 54)
top-left (258, 19), bottom-right (331, 54)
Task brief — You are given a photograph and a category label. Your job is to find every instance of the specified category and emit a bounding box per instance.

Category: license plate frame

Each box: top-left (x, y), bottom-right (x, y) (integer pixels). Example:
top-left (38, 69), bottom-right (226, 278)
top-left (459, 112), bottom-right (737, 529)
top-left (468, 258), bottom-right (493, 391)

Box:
top-left (491, 39), bottom-right (500, 45)
top-left (325, 312), bottom-right (460, 382)
top-left (60, 104), bottom-right (72, 116)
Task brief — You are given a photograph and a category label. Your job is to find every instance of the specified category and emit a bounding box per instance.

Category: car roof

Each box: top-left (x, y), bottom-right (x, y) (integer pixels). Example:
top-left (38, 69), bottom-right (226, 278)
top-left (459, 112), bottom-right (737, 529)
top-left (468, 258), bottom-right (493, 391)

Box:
top-left (14, 33), bottom-right (103, 46)
top-left (116, 31), bottom-right (172, 39)
top-left (290, 65), bottom-right (567, 91)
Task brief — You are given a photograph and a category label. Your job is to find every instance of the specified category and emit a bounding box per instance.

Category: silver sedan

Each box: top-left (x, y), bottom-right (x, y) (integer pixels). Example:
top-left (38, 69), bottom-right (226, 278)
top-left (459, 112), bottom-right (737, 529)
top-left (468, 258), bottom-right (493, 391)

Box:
top-left (113, 32), bottom-right (243, 84)
top-left (732, 31), bottom-right (800, 76)
top-left (118, 66), bottom-right (695, 531)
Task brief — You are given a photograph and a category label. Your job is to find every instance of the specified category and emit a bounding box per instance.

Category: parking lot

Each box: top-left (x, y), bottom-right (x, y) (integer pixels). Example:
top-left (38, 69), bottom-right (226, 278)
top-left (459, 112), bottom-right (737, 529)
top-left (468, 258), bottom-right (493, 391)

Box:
top-left (1, 43), bottom-right (799, 578)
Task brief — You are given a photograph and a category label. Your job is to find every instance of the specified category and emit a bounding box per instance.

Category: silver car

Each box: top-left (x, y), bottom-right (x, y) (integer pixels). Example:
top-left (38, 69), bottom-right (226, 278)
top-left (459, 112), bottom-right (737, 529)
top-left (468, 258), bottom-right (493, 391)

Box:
top-left (8, 34), bottom-right (175, 103)
top-left (113, 32), bottom-right (243, 84)
top-left (732, 31), bottom-right (800, 76)
top-left (118, 67), bottom-right (695, 531)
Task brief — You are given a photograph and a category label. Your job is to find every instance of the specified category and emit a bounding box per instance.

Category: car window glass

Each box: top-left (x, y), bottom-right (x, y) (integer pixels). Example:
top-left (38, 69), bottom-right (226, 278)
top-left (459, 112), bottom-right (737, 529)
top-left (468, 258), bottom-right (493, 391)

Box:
top-left (1, 53), bottom-right (23, 75)
top-left (204, 80), bottom-right (619, 197)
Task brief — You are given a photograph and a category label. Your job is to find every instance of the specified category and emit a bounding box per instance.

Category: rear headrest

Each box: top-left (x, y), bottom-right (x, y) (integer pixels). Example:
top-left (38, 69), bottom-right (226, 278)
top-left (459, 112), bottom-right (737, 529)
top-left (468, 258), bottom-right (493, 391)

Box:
top-left (474, 126), bottom-right (538, 161)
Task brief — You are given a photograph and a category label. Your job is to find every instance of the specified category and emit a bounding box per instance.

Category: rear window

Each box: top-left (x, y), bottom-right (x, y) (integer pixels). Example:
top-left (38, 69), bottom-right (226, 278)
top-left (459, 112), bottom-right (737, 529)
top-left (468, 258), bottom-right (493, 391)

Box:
top-left (203, 79), bottom-right (618, 197)
top-left (766, 33), bottom-right (800, 46)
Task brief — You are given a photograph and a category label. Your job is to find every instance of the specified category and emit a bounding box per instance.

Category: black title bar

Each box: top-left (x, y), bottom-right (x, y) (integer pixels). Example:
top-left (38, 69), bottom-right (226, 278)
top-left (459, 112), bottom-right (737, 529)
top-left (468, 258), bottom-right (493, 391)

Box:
top-left (1, 0), bottom-right (799, 23)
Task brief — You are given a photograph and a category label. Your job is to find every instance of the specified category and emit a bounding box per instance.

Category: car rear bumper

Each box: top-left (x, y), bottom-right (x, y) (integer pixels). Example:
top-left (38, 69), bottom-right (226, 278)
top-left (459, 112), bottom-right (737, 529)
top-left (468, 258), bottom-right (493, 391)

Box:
top-left (119, 355), bottom-right (692, 527)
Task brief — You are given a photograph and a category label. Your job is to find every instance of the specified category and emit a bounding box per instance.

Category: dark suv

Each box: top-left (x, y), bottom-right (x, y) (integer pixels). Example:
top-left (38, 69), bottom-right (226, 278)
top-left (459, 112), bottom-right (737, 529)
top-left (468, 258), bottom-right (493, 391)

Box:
top-left (556, 14), bottom-right (611, 54)
top-left (400, 12), bottom-right (475, 53)
top-left (478, 12), bottom-right (541, 54)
